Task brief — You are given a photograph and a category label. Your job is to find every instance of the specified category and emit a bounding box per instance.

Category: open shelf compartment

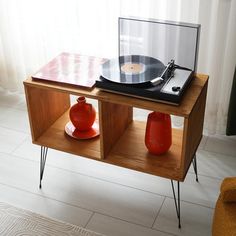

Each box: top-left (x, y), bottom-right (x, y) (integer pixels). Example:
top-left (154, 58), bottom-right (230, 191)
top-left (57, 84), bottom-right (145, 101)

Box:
top-left (106, 120), bottom-right (183, 180)
top-left (24, 85), bottom-right (102, 160)
top-left (35, 110), bottom-right (101, 159)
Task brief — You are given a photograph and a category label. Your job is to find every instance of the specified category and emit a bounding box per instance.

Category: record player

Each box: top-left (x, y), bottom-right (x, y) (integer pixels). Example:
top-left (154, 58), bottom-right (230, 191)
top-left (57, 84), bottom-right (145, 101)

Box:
top-left (95, 17), bottom-right (201, 105)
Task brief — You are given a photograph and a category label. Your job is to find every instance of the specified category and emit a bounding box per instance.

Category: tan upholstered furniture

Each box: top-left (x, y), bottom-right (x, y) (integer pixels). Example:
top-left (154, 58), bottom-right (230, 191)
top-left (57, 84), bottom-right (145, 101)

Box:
top-left (212, 177), bottom-right (236, 236)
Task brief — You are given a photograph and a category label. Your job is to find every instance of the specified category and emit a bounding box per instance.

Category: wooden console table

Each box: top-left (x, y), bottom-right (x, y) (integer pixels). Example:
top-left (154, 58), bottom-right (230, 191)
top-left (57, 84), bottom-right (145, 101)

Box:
top-left (24, 73), bottom-right (208, 228)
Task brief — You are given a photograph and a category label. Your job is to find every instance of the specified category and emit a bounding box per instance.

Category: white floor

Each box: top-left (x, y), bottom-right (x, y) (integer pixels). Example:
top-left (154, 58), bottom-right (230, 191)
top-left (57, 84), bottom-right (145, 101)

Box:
top-left (0, 89), bottom-right (236, 236)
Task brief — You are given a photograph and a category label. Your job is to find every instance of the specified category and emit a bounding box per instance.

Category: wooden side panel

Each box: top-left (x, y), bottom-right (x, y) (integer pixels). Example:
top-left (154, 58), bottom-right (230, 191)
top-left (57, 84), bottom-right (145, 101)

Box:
top-left (24, 84), bottom-right (70, 141)
top-left (99, 101), bottom-right (133, 159)
top-left (180, 81), bottom-right (208, 178)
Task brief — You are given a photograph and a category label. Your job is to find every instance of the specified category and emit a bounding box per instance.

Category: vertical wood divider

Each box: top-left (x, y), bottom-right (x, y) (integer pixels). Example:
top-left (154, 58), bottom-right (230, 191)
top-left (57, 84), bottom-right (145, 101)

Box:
top-left (180, 81), bottom-right (208, 179)
top-left (98, 100), bottom-right (133, 159)
top-left (24, 85), bottom-right (70, 141)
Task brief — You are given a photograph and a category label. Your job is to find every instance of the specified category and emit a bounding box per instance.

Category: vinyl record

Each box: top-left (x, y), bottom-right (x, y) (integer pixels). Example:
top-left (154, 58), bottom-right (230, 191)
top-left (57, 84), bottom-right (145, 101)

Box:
top-left (101, 55), bottom-right (165, 84)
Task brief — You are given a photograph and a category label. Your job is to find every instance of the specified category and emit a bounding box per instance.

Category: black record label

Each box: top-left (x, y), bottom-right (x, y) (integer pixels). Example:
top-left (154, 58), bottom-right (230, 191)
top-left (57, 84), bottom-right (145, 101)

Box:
top-left (101, 55), bottom-right (165, 84)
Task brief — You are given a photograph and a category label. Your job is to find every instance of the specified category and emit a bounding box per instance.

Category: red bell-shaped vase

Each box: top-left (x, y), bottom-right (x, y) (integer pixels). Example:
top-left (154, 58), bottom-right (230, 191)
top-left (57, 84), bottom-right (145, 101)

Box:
top-left (69, 96), bottom-right (96, 131)
top-left (145, 111), bottom-right (172, 155)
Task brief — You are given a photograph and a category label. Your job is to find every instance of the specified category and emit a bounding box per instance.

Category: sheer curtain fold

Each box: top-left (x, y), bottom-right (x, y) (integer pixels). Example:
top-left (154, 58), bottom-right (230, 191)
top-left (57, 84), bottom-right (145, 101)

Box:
top-left (197, 0), bottom-right (236, 134)
top-left (0, 0), bottom-right (121, 91)
top-left (0, 0), bottom-right (235, 134)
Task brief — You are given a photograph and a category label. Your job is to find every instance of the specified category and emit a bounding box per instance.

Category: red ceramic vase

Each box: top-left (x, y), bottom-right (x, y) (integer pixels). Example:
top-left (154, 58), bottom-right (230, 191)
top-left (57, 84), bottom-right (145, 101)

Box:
top-left (69, 96), bottom-right (96, 131)
top-left (145, 111), bottom-right (172, 155)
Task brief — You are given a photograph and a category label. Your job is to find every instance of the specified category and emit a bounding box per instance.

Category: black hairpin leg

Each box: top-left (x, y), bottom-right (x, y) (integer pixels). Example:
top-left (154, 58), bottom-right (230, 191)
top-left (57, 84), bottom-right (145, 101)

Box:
top-left (171, 180), bottom-right (181, 228)
top-left (39, 146), bottom-right (48, 189)
top-left (192, 154), bottom-right (198, 182)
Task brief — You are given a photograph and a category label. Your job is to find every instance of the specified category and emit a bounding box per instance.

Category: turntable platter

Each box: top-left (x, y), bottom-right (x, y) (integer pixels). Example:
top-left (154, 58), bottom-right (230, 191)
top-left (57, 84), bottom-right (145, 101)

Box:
top-left (101, 55), bottom-right (165, 84)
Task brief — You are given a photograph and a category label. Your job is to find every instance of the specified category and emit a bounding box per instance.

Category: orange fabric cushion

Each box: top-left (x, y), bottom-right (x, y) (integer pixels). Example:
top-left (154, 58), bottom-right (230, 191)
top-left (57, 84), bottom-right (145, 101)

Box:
top-left (220, 177), bottom-right (236, 202)
top-left (212, 195), bottom-right (236, 236)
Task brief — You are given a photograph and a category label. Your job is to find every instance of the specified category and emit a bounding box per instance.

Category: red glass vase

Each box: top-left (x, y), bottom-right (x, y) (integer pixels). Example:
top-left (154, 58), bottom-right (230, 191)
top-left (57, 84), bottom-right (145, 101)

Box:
top-left (145, 111), bottom-right (172, 155)
top-left (69, 96), bottom-right (96, 131)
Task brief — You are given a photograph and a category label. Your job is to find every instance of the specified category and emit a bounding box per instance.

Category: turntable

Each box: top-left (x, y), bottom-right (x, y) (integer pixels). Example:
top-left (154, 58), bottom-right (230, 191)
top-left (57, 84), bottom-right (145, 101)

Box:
top-left (96, 55), bottom-right (194, 105)
top-left (95, 17), bottom-right (200, 105)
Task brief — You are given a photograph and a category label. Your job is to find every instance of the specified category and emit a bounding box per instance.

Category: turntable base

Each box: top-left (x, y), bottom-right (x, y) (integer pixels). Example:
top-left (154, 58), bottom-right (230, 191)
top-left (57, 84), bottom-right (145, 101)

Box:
top-left (97, 55), bottom-right (194, 105)
top-left (96, 67), bottom-right (193, 106)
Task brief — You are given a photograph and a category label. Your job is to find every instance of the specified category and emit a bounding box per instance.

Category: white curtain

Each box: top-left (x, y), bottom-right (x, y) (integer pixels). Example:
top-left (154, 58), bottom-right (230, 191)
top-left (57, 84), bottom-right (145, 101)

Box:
top-left (197, 0), bottom-right (236, 135)
top-left (0, 0), bottom-right (235, 135)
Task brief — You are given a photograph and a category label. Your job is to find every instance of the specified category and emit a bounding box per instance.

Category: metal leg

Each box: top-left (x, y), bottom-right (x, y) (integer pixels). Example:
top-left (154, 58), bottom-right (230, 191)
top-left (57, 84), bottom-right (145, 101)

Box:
top-left (39, 146), bottom-right (48, 189)
top-left (171, 180), bottom-right (181, 228)
top-left (192, 154), bottom-right (198, 182)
